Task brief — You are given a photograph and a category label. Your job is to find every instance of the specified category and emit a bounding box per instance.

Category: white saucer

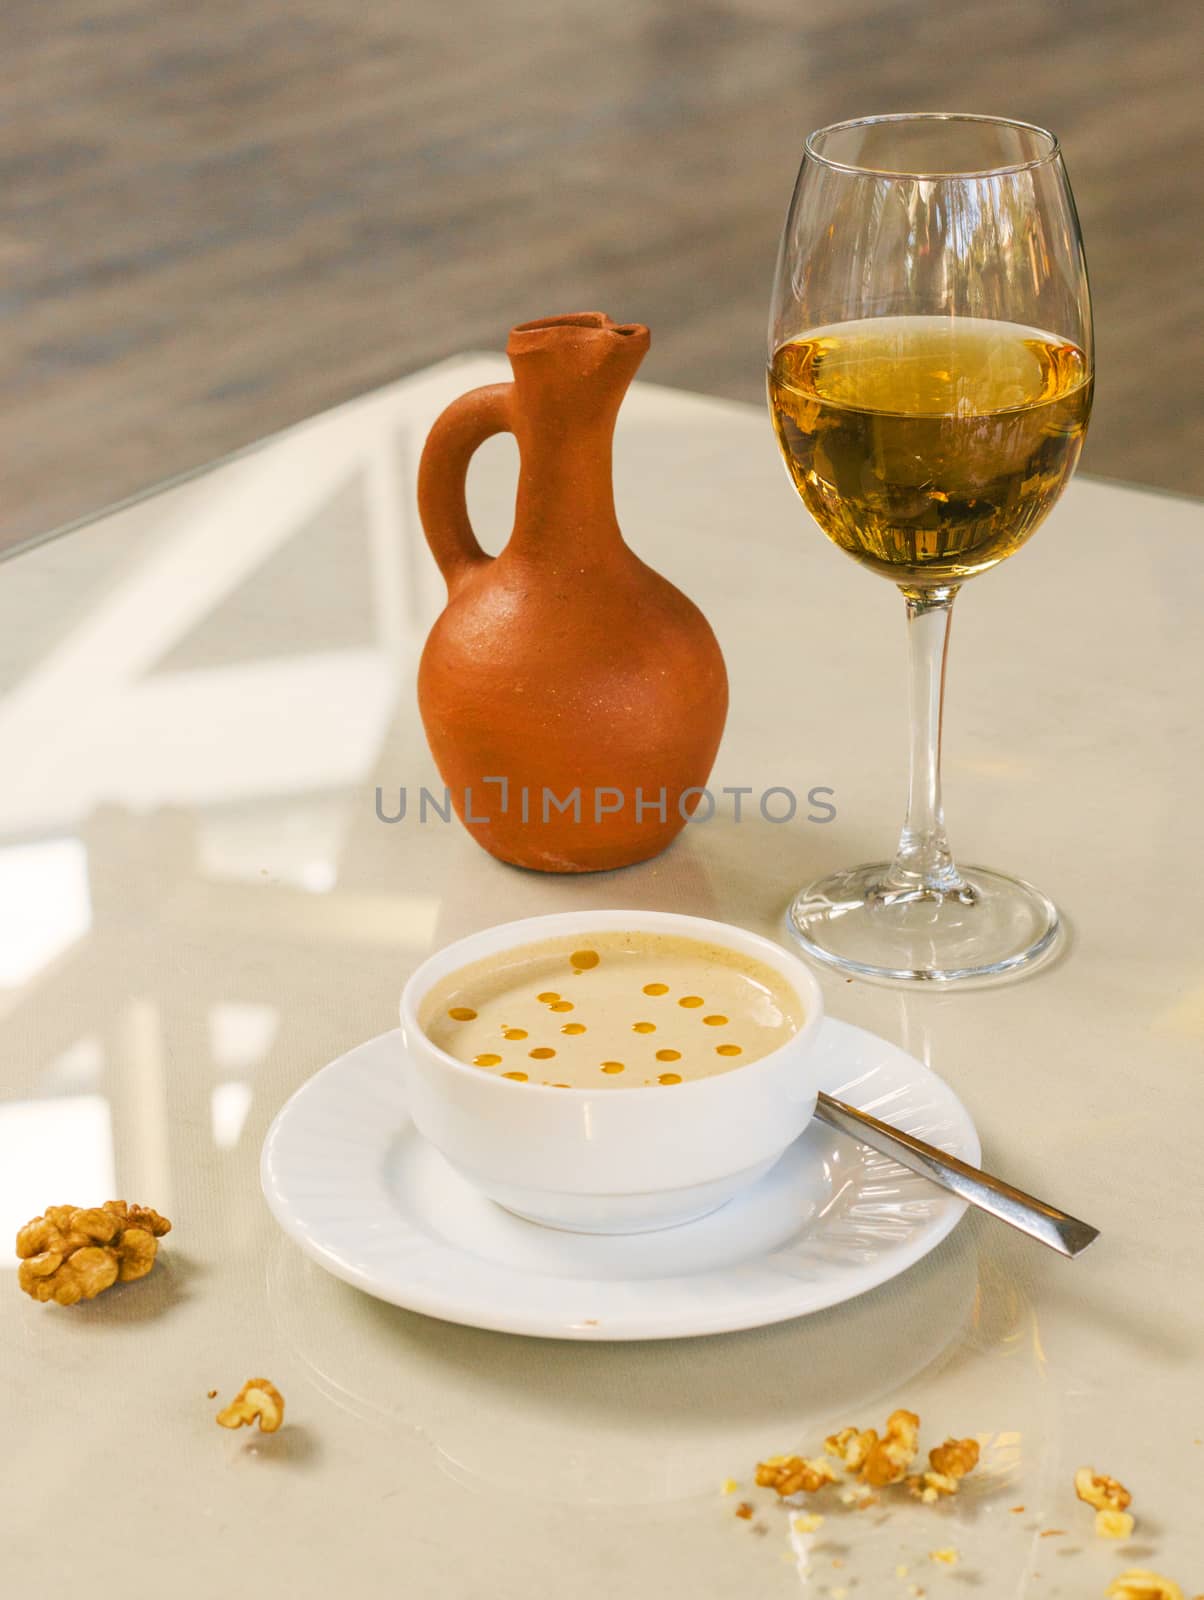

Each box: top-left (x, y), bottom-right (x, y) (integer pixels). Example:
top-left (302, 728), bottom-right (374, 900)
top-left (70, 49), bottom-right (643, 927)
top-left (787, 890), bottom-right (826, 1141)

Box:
top-left (261, 1019), bottom-right (980, 1341)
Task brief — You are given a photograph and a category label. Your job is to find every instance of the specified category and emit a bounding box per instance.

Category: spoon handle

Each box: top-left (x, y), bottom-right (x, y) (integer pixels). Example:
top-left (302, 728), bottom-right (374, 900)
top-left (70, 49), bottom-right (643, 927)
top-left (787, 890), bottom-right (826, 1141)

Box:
top-left (814, 1090), bottom-right (1100, 1259)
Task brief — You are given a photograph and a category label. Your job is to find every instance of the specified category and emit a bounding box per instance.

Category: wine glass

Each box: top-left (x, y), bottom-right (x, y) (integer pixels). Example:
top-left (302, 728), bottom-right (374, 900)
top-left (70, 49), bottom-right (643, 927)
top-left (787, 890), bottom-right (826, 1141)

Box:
top-left (768, 114), bottom-right (1093, 984)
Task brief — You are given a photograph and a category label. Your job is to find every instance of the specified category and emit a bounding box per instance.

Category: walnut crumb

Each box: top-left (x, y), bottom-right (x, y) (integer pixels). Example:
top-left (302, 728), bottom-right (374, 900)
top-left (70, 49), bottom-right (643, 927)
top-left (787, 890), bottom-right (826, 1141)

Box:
top-left (734, 1501), bottom-right (754, 1520)
top-left (1105, 1573), bottom-right (1186, 1600)
top-left (755, 1454), bottom-right (838, 1497)
top-left (207, 1389), bottom-right (218, 1399)
top-left (838, 1484), bottom-right (876, 1507)
top-left (862, 1409), bottom-right (921, 1487)
top-left (905, 1437), bottom-right (981, 1504)
top-left (16, 1201), bottom-right (171, 1305)
top-left (1074, 1466), bottom-right (1132, 1513)
top-left (826, 1424), bottom-right (877, 1472)
top-left (1096, 1509), bottom-right (1136, 1541)
top-left (824, 1411), bottom-right (921, 1488)
top-left (215, 1377), bottom-right (285, 1433)
top-left (929, 1437), bottom-right (979, 1480)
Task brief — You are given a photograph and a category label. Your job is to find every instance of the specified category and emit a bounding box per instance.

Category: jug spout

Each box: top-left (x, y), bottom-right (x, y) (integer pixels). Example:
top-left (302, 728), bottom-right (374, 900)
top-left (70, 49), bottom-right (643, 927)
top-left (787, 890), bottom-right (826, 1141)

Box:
top-left (507, 311), bottom-right (650, 376)
top-left (506, 312), bottom-right (649, 439)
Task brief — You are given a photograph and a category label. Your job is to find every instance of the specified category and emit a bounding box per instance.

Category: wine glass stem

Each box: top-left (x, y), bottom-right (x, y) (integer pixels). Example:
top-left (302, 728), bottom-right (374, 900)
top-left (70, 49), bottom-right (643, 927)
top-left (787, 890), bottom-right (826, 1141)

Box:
top-left (881, 586), bottom-right (969, 899)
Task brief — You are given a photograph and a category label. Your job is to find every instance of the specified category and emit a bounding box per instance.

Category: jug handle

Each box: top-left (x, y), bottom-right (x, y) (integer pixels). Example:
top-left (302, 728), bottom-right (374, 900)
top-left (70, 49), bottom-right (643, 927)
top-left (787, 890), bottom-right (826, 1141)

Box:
top-left (417, 382), bottom-right (513, 591)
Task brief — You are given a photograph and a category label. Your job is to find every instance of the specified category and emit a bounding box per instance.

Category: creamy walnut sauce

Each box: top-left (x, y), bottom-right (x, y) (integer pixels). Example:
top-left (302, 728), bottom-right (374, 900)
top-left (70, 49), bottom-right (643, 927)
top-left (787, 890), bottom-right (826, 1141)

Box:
top-left (419, 930), bottom-right (802, 1087)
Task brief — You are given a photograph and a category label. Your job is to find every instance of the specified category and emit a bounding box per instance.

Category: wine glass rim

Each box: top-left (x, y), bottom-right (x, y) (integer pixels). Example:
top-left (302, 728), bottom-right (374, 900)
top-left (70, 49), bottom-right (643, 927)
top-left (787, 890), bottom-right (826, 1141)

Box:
top-left (804, 113), bottom-right (1061, 180)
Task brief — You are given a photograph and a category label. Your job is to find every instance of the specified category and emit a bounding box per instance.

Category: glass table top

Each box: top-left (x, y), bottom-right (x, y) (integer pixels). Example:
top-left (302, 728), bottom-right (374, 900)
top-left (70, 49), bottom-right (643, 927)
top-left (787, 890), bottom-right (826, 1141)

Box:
top-left (1, 358), bottom-right (1201, 1597)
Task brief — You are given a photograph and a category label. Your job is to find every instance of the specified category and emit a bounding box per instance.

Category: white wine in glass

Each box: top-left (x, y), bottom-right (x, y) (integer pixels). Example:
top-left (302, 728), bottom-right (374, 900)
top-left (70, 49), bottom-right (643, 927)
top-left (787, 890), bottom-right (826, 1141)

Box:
top-left (769, 115), bottom-right (1093, 984)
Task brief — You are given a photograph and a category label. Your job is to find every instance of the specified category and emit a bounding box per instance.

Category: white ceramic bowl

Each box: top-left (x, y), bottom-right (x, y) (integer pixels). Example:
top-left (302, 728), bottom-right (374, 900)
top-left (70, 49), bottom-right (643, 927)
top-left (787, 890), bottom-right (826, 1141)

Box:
top-left (398, 910), bottom-right (825, 1234)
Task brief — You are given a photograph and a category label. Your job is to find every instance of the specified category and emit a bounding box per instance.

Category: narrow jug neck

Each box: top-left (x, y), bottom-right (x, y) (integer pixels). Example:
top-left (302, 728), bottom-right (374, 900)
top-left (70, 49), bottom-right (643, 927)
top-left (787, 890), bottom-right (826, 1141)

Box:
top-left (505, 313), bottom-right (649, 557)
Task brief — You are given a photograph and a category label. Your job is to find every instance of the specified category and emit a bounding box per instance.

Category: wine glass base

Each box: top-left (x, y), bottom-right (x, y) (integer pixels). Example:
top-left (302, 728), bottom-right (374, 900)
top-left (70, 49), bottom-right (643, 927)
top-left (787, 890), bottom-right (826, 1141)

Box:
top-left (786, 863), bottom-right (1061, 987)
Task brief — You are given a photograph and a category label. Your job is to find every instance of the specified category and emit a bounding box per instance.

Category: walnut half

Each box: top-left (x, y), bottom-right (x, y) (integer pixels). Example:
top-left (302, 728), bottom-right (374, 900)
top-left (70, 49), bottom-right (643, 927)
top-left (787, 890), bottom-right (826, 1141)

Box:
top-left (16, 1201), bottom-right (171, 1306)
top-left (1096, 1509), bottom-right (1137, 1540)
top-left (216, 1378), bottom-right (285, 1434)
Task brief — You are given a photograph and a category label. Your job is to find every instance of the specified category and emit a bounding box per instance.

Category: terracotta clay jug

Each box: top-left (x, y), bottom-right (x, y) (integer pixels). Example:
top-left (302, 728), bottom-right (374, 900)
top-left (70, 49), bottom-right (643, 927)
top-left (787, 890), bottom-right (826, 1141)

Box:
top-left (416, 312), bottom-right (728, 872)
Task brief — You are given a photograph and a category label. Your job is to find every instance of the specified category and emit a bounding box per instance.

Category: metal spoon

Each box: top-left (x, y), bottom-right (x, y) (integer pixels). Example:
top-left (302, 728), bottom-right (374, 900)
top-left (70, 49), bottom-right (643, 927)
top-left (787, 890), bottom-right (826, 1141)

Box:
top-left (814, 1090), bottom-right (1099, 1258)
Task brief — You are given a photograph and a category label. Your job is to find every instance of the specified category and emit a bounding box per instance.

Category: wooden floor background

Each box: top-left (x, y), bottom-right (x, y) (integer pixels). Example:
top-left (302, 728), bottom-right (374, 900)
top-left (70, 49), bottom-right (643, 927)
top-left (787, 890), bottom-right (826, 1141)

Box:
top-left (2, 0), bottom-right (1201, 551)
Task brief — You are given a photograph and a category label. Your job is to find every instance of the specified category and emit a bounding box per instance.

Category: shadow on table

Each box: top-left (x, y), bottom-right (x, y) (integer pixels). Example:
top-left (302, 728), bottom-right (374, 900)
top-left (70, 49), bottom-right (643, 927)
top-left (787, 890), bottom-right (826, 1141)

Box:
top-left (265, 1212), bottom-right (1056, 1508)
top-left (52, 1249), bottom-right (204, 1327)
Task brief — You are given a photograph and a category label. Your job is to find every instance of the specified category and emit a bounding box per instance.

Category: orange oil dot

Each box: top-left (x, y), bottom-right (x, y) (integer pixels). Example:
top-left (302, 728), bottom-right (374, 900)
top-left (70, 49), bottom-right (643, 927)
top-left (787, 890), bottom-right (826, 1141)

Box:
top-left (570, 949), bottom-right (600, 970)
top-left (642, 982), bottom-right (669, 996)
top-left (502, 1071), bottom-right (528, 1082)
top-left (529, 1047), bottom-right (556, 1060)
top-left (655, 1048), bottom-right (682, 1062)
top-left (716, 1044), bottom-right (743, 1057)
top-left (551, 1083), bottom-right (571, 1089)
top-left (448, 1006), bottom-right (477, 1021)
top-left (600, 1062), bottom-right (625, 1074)
top-left (658, 1073), bottom-right (683, 1085)
top-left (473, 1053), bottom-right (502, 1067)
top-left (632, 1021), bottom-right (656, 1033)
top-left (678, 996), bottom-right (705, 1008)
top-left (502, 1027), bottom-right (528, 1040)
top-left (561, 1023), bottom-right (587, 1035)
top-left (537, 992), bottom-right (560, 1004)
top-left (549, 1000), bottom-right (574, 1013)
top-left (703, 1014), bottom-right (728, 1026)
